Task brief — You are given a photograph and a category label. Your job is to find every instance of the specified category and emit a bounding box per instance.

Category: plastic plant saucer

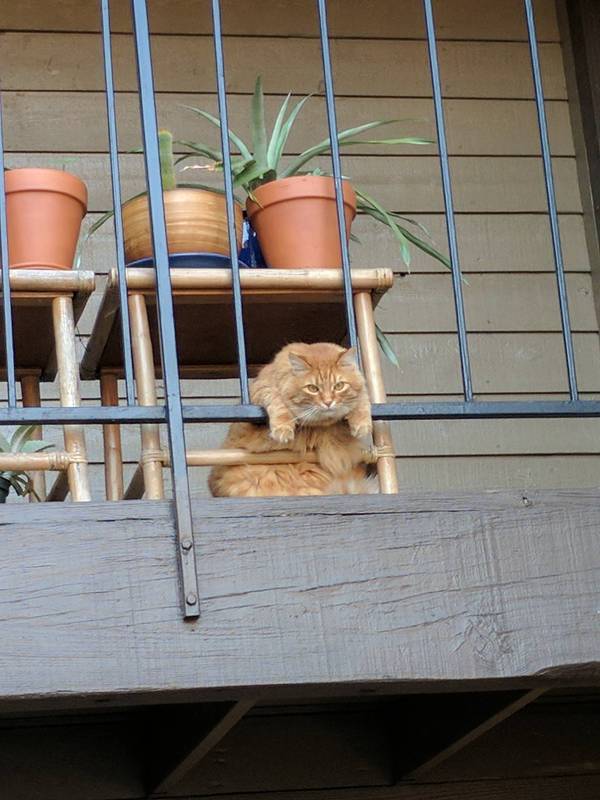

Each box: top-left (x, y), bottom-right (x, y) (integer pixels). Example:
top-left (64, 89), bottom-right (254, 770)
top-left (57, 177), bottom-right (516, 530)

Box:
top-left (125, 252), bottom-right (251, 269)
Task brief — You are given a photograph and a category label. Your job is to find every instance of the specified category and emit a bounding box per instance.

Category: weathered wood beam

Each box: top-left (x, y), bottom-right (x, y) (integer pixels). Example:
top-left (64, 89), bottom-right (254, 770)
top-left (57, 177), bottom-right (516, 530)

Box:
top-left (166, 776), bottom-right (600, 800)
top-left (0, 491), bottom-right (599, 709)
top-left (402, 688), bottom-right (544, 778)
top-left (145, 699), bottom-right (255, 796)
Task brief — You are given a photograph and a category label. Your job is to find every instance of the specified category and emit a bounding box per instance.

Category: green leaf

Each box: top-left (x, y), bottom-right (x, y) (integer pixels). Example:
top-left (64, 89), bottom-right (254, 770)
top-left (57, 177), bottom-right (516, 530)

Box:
top-left (394, 223), bottom-right (452, 271)
top-left (0, 431), bottom-right (11, 452)
top-left (270, 93), bottom-right (313, 172)
top-left (281, 119), bottom-right (400, 178)
top-left (356, 187), bottom-right (412, 267)
top-left (266, 92), bottom-right (291, 169)
top-left (251, 76), bottom-right (268, 172)
top-left (10, 425), bottom-right (38, 453)
top-left (389, 212), bottom-right (432, 238)
top-left (85, 209), bottom-right (115, 237)
top-left (174, 138), bottom-right (223, 163)
top-left (335, 137), bottom-right (433, 147)
top-left (8, 475), bottom-right (28, 496)
top-left (22, 441), bottom-right (55, 454)
top-left (376, 325), bottom-right (400, 368)
top-left (182, 104), bottom-right (252, 160)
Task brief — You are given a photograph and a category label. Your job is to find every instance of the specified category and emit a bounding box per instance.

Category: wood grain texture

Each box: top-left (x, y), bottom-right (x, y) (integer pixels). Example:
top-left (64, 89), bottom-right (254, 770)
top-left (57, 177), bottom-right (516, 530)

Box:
top-left (1, 93), bottom-right (575, 157)
top-left (424, 700), bottom-right (600, 780)
top-left (345, 273), bottom-right (599, 333)
top-left (3, 154), bottom-right (583, 214)
top-left (0, 35), bottom-right (567, 96)
top-left (0, 0), bottom-right (561, 40)
top-left (142, 776), bottom-right (600, 800)
top-left (0, 490), bottom-right (599, 703)
top-left (79, 213), bottom-right (591, 275)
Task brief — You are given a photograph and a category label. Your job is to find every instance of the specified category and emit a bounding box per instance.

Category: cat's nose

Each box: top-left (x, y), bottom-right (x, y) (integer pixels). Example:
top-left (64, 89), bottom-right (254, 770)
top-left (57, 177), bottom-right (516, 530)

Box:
top-left (323, 399), bottom-right (335, 407)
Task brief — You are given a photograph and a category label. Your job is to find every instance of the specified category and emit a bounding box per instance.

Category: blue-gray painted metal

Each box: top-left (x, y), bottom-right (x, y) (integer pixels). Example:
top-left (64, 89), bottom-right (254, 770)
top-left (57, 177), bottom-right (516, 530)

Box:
top-left (100, 0), bottom-right (136, 406)
top-left (524, 0), bottom-right (579, 401)
top-left (3, 400), bottom-right (600, 427)
top-left (210, 0), bottom-right (251, 404)
top-left (423, 0), bottom-right (473, 402)
top-left (0, 94), bottom-right (17, 407)
top-left (130, 0), bottom-right (200, 620)
top-left (316, 0), bottom-right (359, 354)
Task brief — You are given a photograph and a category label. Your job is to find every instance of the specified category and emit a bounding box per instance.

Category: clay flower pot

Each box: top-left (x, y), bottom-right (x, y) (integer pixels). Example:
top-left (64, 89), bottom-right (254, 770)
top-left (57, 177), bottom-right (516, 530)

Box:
top-left (122, 187), bottom-right (244, 265)
top-left (245, 175), bottom-right (357, 269)
top-left (6, 168), bottom-right (87, 270)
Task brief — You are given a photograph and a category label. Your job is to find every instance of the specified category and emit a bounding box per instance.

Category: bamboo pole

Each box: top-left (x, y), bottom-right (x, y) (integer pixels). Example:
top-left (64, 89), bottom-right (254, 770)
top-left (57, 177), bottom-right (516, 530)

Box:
top-left (353, 291), bottom-right (398, 494)
top-left (100, 371), bottom-right (124, 501)
top-left (52, 295), bottom-right (91, 501)
top-left (128, 293), bottom-right (165, 499)
top-left (0, 452), bottom-right (70, 471)
top-left (159, 447), bottom-right (380, 467)
top-left (20, 373), bottom-right (46, 501)
top-left (9, 270), bottom-right (95, 294)
top-left (120, 267), bottom-right (394, 293)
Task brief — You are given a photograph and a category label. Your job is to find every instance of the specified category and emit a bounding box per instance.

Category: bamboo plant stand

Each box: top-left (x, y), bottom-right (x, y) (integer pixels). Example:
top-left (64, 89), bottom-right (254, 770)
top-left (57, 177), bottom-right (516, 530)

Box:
top-left (0, 270), bottom-right (95, 502)
top-left (80, 267), bottom-right (398, 500)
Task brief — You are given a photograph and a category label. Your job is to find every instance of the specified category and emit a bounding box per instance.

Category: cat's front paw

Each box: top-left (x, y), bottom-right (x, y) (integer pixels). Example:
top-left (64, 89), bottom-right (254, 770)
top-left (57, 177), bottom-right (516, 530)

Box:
top-left (349, 419), bottom-right (372, 439)
top-left (270, 422), bottom-right (295, 445)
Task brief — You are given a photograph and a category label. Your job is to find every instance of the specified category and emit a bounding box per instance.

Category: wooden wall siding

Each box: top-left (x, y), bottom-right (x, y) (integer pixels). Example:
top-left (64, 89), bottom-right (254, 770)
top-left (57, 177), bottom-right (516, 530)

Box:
top-left (2, 0), bottom-right (600, 496)
top-left (0, 0), bottom-right (561, 39)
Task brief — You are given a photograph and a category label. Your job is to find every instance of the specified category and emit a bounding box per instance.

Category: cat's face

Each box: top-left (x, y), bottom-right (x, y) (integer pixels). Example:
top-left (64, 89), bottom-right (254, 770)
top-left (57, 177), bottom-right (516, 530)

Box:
top-left (282, 344), bottom-right (365, 426)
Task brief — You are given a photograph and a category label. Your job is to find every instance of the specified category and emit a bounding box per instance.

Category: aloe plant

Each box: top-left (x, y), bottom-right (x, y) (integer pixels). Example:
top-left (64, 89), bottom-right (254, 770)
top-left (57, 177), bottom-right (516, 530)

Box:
top-left (177, 76), bottom-right (451, 274)
top-left (0, 425), bottom-right (55, 501)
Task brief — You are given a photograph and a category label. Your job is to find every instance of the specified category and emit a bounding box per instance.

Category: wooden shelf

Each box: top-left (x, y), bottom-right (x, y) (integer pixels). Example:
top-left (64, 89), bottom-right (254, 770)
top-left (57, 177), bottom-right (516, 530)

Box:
top-left (0, 269), bottom-right (95, 380)
top-left (81, 267), bottom-right (394, 380)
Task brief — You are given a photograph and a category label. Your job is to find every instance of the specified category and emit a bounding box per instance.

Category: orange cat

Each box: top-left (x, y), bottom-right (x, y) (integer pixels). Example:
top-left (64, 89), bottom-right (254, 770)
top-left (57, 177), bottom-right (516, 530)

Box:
top-left (208, 342), bottom-right (376, 497)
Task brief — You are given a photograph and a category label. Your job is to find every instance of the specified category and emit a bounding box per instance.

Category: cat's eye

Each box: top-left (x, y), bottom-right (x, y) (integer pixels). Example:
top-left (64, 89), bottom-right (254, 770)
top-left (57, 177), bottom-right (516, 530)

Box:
top-left (305, 384), bottom-right (320, 394)
top-left (333, 381), bottom-right (347, 391)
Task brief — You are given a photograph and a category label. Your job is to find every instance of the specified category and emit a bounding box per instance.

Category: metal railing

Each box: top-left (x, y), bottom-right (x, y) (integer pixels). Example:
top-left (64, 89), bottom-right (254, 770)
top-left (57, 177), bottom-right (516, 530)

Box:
top-left (1, 0), bottom-right (599, 618)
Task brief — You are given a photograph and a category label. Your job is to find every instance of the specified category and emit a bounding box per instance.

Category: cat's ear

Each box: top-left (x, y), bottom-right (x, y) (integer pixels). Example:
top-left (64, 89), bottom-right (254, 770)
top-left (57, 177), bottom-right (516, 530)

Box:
top-left (337, 347), bottom-right (357, 368)
top-left (288, 351), bottom-right (311, 374)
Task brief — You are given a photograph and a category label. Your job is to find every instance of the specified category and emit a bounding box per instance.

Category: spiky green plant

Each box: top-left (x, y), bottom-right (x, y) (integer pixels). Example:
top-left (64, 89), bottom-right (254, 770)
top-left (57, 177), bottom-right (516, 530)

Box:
top-left (176, 76), bottom-right (451, 275)
top-left (0, 425), bottom-right (54, 501)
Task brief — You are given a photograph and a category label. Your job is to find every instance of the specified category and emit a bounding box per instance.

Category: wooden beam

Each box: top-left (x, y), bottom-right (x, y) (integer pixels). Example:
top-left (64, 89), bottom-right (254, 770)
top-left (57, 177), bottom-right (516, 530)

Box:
top-left (559, 0), bottom-right (600, 322)
top-left (45, 471), bottom-right (68, 502)
top-left (156, 776), bottom-right (600, 800)
top-left (0, 491), bottom-right (600, 709)
top-left (403, 689), bottom-right (544, 778)
top-left (145, 699), bottom-right (255, 796)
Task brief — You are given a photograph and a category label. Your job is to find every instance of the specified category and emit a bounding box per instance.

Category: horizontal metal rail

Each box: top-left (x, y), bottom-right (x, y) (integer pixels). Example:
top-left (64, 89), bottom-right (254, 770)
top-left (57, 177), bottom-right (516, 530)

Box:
top-left (2, 401), bottom-right (600, 427)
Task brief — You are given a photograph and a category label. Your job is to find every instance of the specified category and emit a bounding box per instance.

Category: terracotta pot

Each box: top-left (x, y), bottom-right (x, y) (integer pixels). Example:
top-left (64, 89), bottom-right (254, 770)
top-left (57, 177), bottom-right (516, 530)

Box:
top-left (122, 188), bottom-right (244, 264)
top-left (5, 168), bottom-right (87, 270)
top-left (245, 175), bottom-right (357, 269)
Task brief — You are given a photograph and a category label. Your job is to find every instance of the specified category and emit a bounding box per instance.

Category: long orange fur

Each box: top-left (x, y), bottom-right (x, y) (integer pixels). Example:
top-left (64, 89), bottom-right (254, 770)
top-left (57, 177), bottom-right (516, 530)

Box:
top-left (208, 342), bottom-right (376, 497)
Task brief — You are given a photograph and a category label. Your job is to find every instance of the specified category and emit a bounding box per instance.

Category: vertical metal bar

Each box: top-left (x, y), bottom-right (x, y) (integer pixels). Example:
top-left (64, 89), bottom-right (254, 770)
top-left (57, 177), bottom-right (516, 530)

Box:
top-left (100, 0), bottom-right (136, 406)
top-left (130, 0), bottom-right (200, 620)
top-left (0, 94), bottom-right (17, 407)
top-left (422, 0), bottom-right (473, 402)
top-left (524, 0), bottom-right (579, 400)
top-left (316, 0), bottom-right (358, 353)
top-left (210, 0), bottom-right (250, 404)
